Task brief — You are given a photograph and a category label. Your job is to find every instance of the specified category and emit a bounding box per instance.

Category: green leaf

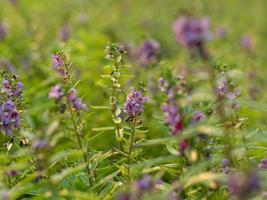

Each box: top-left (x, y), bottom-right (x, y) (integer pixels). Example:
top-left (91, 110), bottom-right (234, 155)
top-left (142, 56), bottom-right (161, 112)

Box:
top-left (92, 127), bottom-right (115, 132)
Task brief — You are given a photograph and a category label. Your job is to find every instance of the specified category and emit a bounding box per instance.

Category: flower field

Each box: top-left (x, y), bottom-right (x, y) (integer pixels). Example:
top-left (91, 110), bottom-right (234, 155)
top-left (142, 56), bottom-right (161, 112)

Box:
top-left (0, 0), bottom-right (267, 199)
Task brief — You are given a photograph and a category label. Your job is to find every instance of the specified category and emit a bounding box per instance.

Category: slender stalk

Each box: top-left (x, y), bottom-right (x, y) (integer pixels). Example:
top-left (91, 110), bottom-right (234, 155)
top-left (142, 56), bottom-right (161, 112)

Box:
top-left (127, 116), bottom-right (137, 183)
top-left (202, 58), bottom-right (232, 163)
top-left (70, 109), bottom-right (92, 185)
top-left (111, 60), bottom-right (124, 150)
top-left (240, 127), bottom-right (250, 162)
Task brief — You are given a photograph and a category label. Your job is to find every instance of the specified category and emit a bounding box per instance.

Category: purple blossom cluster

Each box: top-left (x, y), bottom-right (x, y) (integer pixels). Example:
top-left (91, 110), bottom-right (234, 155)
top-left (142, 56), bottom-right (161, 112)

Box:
top-left (173, 16), bottom-right (211, 51)
top-left (117, 175), bottom-right (162, 200)
top-left (0, 100), bottom-right (20, 135)
top-left (137, 40), bottom-right (160, 66)
top-left (120, 39), bottom-right (160, 67)
top-left (190, 111), bottom-right (205, 124)
top-left (240, 35), bottom-right (253, 50)
top-left (58, 24), bottom-right (71, 42)
top-left (136, 174), bottom-right (154, 190)
top-left (52, 55), bottom-right (66, 76)
top-left (0, 78), bottom-right (23, 135)
top-left (216, 78), bottom-right (240, 110)
top-left (2, 79), bottom-right (23, 97)
top-left (31, 139), bottom-right (49, 151)
top-left (159, 76), bottom-right (206, 156)
top-left (258, 158), bottom-right (267, 169)
top-left (124, 88), bottom-right (144, 117)
top-left (68, 88), bottom-right (85, 111)
top-left (161, 103), bottom-right (183, 135)
top-left (48, 85), bottom-right (64, 102)
top-left (49, 85), bottom-right (85, 112)
top-left (159, 78), bottom-right (184, 135)
top-left (220, 158), bottom-right (230, 174)
top-left (228, 172), bottom-right (261, 199)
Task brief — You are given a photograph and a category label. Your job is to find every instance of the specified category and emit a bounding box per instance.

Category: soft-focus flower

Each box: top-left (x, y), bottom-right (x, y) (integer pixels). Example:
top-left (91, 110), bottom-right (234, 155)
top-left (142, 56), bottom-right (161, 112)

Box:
top-left (136, 175), bottom-right (153, 190)
top-left (0, 100), bottom-right (20, 135)
top-left (179, 139), bottom-right (188, 154)
top-left (2, 80), bottom-right (11, 94)
top-left (240, 35), bottom-right (253, 50)
top-left (159, 77), bottom-right (169, 92)
top-left (6, 170), bottom-right (18, 177)
top-left (9, 0), bottom-right (17, 5)
top-left (52, 55), bottom-right (65, 75)
top-left (258, 158), bottom-right (267, 169)
top-left (173, 16), bottom-right (211, 50)
top-left (68, 88), bottom-right (85, 111)
top-left (31, 139), bottom-right (49, 151)
top-left (137, 40), bottom-right (160, 66)
top-left (161, 103), bottom-right (183, 135)
top-left (58, 24), bottom-right (71, 42)
top-left (220, 159), bottom-right (230, 174)
top-left (0, 59), bottom-right (16, 73)
top-left (191, 111), bottom-right (205, 124)
top-left (117, 193), bottom-right (130, 200)
top-left (124, 88), bottom-right (144, 117)
top-left (216, 27), bottom-right (227, 39)
top-left (216, 81), bottom-right (228, 97)
top-left (228, 172), bottom-right (261, 199)
top-left (13, 82), bottom-right (23, 97)
top-left (49, 85), bottom-right (64, 102)
top-left (221, 159), bottom-right (230, 168)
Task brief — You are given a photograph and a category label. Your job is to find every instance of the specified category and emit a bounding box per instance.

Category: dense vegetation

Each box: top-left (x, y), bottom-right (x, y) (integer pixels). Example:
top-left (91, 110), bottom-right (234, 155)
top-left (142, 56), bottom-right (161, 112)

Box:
top-left (0, 0), bottom-right (267, 199)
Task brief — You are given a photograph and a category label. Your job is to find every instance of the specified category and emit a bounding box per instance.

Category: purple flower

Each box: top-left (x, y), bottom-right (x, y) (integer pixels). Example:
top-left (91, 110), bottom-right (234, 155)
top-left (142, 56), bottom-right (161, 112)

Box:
top-left (6, 170), bottom-right (18, 177)
top-left (258, 158), bottom-right (267, 169)
top-left (137, 40), bottom-right (160, 66)
top-left (216, 81), bottom-right (228, 97)
top-left (220, 159), bottom-right (230, 174)
top-left (58, 25), bottom-right (71, 42)
top-left (13, 82), bottom-right (23, 97)
top-left (221, 159), bottom-right (230, 168)
top-left (136, 175), bottom-right (152, 190)
top-left (159, 77), bottom-right (169, 92)
top-left (0, 100), bottom-right (20, 136)
top-left (191, 111), bottom-right (205, 124)
top-left (0, 59), bottom-right (16, 73)
top-left (179, 139), bottom-right (188, 154)
top-left (68, 88), bottom-right (85, 111)
top-left (31, 139), bottom-right (49, 151)
top-left (228, 172), bottom-right (261, 199)
top-left (124, 88), bottom-right (144, 117)
top-left (161, 103), bottom-right (183, 135)
top-left (9, 0), bottom-right (17, 5)
top-left (49, 85), bottom-right (64, 102)
top-left (2, 80), bottom-right (24, 97)
top-left (52, 55), bottom-right (65, 75)
top-left (240, 35), bottom-right (252, 50)
top-left (173, 16), bottom-right (211, 49)
top-left (2, 80), bottom-right (10, 88)
top-left (1, 80), bottom-right (11, 94)
top-left (215, 27), bottom-right (227, 39)
top-left (117, 193), bottom-right (130, 200)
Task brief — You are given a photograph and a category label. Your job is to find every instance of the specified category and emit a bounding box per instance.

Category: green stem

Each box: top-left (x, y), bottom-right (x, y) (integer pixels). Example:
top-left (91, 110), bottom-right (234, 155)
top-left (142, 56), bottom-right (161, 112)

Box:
top-left (70, 110), bottom-right (92, 185)
top-left (127, 116), bottom-right (137, 183)
top-left (240, 127), bottom-right (250, 162)
top-left (202, 59), bottom-right (232, 163)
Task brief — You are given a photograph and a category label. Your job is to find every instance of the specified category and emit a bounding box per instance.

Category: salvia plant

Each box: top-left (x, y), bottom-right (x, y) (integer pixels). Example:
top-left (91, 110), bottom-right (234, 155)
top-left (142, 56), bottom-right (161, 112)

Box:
top-left (0, 1), bottom-right (267, 199)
